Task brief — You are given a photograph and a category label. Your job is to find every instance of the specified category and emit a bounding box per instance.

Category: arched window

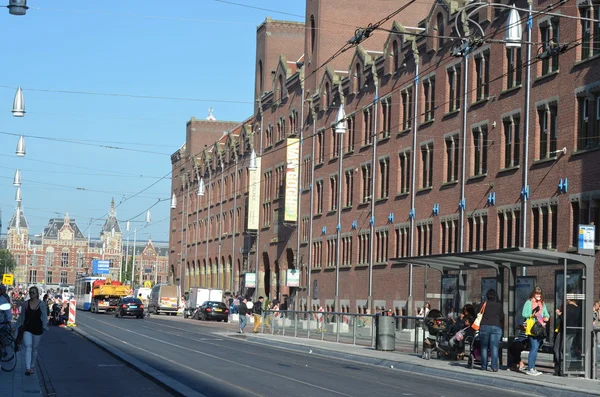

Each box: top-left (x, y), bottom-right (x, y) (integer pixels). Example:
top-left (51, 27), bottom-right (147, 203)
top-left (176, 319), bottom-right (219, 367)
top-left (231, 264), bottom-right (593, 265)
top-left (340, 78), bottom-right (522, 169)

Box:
top-left (355, 63), bottom-right (362, 92)
top-left (436, 13), bottom-right (444, 49)
top-left (278, 74), bottom-right (284, 102)
top-left (324, 82), bottom-right (330, 108)
top-left (392, 40), bottom-right (399, 71)
top-left (310, 15), bottom-right (316, 58)
top-left (258, 60), bottom-right (263, 93)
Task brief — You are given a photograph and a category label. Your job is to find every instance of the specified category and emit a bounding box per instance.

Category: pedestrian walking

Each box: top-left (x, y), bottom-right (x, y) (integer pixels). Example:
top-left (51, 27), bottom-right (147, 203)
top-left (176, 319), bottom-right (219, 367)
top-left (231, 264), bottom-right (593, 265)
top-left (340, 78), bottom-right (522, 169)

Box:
top-left (238, 297), bottom-right (250, 333)
top-left (479, 289), bottom-right (503, 372)
top-left (522, 286), bottom-right (550, 376)
top-left (0, 285), bottom-right (12, 324)
top-left (253, 296), bottom-right (264, 333)
top-left (15, 286), bottom-right (48, 376)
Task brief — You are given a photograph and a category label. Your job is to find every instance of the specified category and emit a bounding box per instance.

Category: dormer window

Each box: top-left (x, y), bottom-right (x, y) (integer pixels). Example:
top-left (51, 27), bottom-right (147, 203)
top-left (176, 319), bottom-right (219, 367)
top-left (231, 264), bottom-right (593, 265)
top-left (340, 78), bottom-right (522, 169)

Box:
top-left (436, 13), bottom-right (444, 49)
top-left (325, 82), bottom-right (330, 108)
top-left (278, 74), bottom-right (284, 102)
top-left (355, 63), bottom-right (362, 93)
top-left (392, 40), bottom-right (399, 71)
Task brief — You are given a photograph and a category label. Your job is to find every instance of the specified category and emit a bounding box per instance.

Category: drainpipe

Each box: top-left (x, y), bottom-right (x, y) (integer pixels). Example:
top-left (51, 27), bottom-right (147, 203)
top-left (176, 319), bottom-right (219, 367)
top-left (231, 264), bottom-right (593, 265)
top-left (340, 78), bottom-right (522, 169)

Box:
top-left (231, 157), bottom-right (238, 293)
top-left (367, 67), bottom-right (379, 316)
top-left (307, 103), bottom-right (316, 311)
top-left (295, 83), bottom-right (305, 311)
top-left (408, 49), bottom-right (420, 315)
top-left (520, 4), bottom-right (533, 277)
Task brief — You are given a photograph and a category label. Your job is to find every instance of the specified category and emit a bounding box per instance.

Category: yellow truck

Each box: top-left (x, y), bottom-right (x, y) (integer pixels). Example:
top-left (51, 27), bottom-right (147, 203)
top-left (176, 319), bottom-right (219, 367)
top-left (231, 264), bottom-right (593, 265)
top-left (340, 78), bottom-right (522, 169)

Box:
top-left (91, 278), bottom-right (131, 313)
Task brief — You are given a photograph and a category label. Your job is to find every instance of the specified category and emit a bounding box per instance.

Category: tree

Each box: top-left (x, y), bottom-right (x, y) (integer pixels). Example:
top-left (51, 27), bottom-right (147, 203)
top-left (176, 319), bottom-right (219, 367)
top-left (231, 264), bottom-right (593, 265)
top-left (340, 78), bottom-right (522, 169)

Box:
top-left (0, 250), bottom-right (17, 281)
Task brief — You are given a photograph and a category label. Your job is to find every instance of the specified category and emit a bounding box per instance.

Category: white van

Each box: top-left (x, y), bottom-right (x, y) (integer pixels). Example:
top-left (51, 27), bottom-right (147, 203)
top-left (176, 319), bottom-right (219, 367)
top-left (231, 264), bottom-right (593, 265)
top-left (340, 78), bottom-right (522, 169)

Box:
top-left (134, 288), bottom-right (152, 301)
top-left (148, 284), bottom-right (180, 315)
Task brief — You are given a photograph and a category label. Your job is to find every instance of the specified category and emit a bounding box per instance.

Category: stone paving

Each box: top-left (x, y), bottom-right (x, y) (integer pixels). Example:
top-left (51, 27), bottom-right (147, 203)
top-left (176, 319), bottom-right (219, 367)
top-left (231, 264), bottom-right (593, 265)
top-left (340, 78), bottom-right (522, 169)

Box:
top-left (0, 348), bottom-right (42, 397)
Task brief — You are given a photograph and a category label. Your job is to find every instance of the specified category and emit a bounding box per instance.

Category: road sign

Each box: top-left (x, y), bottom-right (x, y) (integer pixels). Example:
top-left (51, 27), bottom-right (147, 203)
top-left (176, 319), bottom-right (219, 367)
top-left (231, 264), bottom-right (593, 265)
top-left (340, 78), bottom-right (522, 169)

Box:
top-left (144, 281), bottom-right (152, 288)
top-left (578, 224), bottom-right (596, 255)
top-left (92, 259), bottom-right (111, 275)
top-left (2, 274), bottom-right (13, 285)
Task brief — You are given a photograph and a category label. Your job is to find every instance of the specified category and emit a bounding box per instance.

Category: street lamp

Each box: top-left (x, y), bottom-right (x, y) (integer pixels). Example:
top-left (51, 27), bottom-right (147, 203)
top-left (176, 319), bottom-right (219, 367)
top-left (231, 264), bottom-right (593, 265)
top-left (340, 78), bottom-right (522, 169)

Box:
top-left (170, 193), bottom-right (177, 209)
top-left (333, 104), bottom-right (346, 312)
top-left (13, 169), bottom-right (21, 186)
top-left (248, 148), bottom-right (257, 171)
top-left (7, 0), bottom-right (28, 16)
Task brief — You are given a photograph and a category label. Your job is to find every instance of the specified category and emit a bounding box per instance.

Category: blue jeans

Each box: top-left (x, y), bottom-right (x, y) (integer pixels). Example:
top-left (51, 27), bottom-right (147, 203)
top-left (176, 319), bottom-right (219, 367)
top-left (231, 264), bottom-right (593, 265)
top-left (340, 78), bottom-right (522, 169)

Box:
top-left (528, 336), bottom-right (541, 370)
top-left (479, 325), bottom-right (502, 370)
top-left (239, 314), bottom-right (248, 331)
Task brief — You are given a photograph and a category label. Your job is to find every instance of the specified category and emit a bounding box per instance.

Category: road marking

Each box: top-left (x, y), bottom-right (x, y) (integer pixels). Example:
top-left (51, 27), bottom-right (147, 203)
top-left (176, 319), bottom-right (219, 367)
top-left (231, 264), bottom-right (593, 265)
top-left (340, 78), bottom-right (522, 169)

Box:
top-left (98, 364), bottom-right (124, 367)
top-left (79, 314), bottom-right (354, 397)
top-left (77, 323), bottom-right (266, 397)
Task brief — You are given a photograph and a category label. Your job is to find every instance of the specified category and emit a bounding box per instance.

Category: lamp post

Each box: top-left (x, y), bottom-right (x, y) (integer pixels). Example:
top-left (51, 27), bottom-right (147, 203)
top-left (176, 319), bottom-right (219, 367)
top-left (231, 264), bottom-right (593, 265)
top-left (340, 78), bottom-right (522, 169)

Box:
top-left (198, 176), bottom-right (209, 287)
top-left (334, 104), bottom-right (346, 312)
top-left (247, 148), bottom-right (257, 298)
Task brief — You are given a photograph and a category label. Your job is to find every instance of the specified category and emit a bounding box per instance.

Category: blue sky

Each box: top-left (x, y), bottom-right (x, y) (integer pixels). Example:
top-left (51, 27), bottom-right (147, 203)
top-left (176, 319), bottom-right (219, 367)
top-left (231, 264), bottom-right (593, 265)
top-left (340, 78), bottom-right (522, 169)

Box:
top-left (0, 1), bottom-right (306, 243)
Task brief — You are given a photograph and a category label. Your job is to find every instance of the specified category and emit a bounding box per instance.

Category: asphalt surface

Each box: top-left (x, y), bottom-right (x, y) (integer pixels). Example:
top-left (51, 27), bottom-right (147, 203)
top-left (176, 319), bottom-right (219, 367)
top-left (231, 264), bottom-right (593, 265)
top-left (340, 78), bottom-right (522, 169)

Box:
top-left (37, 325), bottom-right (175, 397)
top-left (75, 311), bottom-right (533, 397)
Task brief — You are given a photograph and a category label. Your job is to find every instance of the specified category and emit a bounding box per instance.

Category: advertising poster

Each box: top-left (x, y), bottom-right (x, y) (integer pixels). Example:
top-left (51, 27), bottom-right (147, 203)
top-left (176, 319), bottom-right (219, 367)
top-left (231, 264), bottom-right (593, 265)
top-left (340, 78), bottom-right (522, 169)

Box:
top-left (245, 272), bottom-right (256, 288)
top-left (247, 157), bottom-right (262, 230)
top-left (481, 277), bottom-right (497, 302)
top-left (441, 275), bottom-right (458, 317)
top-left (284, 138), bottom-right (300, 222)
top-left (515, 276), bottom-right (536, 326)
top-left (286, 269), bottom-right (300, 287)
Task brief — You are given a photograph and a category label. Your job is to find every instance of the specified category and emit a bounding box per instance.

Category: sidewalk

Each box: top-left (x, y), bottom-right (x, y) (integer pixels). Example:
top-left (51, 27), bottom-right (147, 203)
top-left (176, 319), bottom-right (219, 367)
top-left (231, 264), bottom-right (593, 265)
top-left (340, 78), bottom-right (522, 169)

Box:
top-left (0, 348), bottom-right (42, 397)
top-left (220, 330), bottom-right (600, 397)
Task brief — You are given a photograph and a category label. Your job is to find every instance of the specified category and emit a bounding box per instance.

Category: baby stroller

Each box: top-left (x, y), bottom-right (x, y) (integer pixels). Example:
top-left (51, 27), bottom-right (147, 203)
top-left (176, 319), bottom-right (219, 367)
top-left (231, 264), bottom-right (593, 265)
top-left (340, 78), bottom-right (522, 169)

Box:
top-left (422, 310), bottom-right (465, 360)
top-left (467, 331), bottom-right (492, 369)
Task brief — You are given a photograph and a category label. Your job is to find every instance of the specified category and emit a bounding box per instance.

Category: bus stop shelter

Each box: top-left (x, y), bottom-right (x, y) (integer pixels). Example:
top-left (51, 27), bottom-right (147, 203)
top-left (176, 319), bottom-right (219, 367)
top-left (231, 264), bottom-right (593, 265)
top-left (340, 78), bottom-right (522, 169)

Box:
top-left (391, 247), bottom-right (596, 378)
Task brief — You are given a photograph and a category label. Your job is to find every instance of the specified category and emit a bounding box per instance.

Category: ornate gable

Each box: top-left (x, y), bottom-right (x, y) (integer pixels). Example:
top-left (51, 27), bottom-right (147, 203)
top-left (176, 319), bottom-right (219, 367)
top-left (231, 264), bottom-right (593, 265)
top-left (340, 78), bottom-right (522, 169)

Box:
top-left (348, 46), bottom-right (372, 95)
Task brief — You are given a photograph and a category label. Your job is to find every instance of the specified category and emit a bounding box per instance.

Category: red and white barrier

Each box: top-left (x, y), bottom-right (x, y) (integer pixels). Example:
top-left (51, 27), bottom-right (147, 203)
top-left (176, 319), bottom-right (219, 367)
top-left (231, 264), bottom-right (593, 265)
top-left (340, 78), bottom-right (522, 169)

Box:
top-left (68, 299), bottom-right (77, 326)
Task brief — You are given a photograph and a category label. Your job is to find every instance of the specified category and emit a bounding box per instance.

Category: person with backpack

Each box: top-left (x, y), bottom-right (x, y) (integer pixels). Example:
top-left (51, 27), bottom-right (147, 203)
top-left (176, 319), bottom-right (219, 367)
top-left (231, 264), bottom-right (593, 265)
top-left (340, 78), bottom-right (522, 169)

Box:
top-left (253, 296), bottom-right (264, 333)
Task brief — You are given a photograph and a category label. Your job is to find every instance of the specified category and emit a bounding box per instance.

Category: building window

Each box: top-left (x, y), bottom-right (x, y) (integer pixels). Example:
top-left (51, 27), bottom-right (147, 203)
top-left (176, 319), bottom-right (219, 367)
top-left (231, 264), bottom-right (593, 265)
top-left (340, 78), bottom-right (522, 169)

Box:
top-left (401, 88), bottom-right (413, 131)
top-left (378, 157), bottom-right (390, 199)
top-left (303, 157), bottom-right (311, 189)
top-left (381, 97), bottom-right (392, 138)
top-left (60, 271), bottom-right (68, 285)
top-left (330, 174), bottom-right (339, 211)
top-left (416, 223), bottom-right (432, 256)
top-left (266, 125), bottom-right (274, 147)
top-left (580, 6), bottom-right (600, 60)
top-left (358, 233), bottom-right (370, 264)
top-left (503, 116), bottom-right (520, 168)
top-left (532, 203), bottom-right (558, 250)
top-left (474, 51), bottom-right (490, 101)
top-left (467, 214), bottom-right (488, 251)
top-left (346, 114), bottom-right (356, 153)
top-left (262, 202), bottom-right (271, 226)
top-left (420, 142), bottom-right (434, 189)
top-left (571, 198), bottom-right (600, 247)
top-left (312, 241), bottom-right (322, 268)
top-left (46, 271), bottom-right (53, 285)
top-left (436, 13), bottom-right (444, 49)
top-left (472, 126), bottom-right (488, 176)
top-left (394, 225), bottom-right (410, 258)
top-left (539, 104), bottom-right (558, 159)
top-left (445, 135), bottom-right (459, 183)
top-left (577, 96), bottom-right (600, 150)
top-left (301, 217), bottom-right (309, 243)
top-left (361, 164), bottom-right (372, 203)
top-left (447, 65), bottom-right (461, 112)
top-left (392, 40), bottom-right (400, 71)
top-left (363, 107), bottom-right (374, 145)
top-left (375, 229), bottom-right (388, 263)
top-left (315, 180), bottom-right (323, 214)
top-left (344, 169), bottom-right (354, 208)
top-left (28, 270), bottom-right (37, 284)
top-left (398, 151), bottom-right (411, 194)
top-left (506, 47), bottom-right (522, 89)
top-left (423, 78), bottom-right (435, 122)
top-left (45, 249), bottom-right (54, 268)
top-left (326, 239), bottom-right (336, 267)
top-left (441, 218), bottom-right (459, 253)
top-left (498, 208), bottom-right (521, 249)
top-left (540, 20), bottom-right (560, 75)
top-left (316, 130), bottom-right (325, 164)
top-left (331, 127), bottom-right (341, 159)
top-left (342, 236), bottom-right (352, 266)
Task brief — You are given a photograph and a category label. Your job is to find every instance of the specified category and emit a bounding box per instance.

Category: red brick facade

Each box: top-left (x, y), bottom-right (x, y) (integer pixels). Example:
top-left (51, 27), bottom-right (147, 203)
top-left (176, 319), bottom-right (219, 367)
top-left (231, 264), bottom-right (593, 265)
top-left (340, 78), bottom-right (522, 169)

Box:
top-left (171, 0), bottom-right (600, 315)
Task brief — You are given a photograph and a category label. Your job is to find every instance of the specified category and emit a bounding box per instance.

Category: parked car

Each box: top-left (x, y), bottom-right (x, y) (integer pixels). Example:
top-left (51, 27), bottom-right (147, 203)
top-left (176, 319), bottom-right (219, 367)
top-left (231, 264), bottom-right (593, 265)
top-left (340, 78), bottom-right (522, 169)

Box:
top-left (115, 297), bottom-right (144, 319)
top-left (193, 301), bottom-right (229, 322)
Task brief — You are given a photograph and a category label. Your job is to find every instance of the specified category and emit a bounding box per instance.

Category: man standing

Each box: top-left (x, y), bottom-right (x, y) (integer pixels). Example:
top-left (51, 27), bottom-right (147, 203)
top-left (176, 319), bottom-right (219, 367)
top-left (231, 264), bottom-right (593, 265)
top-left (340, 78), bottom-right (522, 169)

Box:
top-left (253, 296), bottom-right (264, 333)
top-left (238, 297), bottom-right (249, 334)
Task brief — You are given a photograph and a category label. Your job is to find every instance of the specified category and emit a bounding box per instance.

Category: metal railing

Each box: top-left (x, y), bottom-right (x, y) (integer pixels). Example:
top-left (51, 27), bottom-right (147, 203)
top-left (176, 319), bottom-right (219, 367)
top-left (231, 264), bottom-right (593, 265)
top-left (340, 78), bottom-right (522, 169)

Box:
top-left (258, 310), bottom-right (425, 353)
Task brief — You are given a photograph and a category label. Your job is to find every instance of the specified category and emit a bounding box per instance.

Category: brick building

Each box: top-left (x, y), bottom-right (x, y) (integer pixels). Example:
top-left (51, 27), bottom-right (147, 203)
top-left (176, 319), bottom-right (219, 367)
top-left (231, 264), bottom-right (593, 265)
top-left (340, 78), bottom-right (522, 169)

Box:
top-left (170, 0), bottom-right (600, 315)
top-left (4, 198), bottom-right (169, 288)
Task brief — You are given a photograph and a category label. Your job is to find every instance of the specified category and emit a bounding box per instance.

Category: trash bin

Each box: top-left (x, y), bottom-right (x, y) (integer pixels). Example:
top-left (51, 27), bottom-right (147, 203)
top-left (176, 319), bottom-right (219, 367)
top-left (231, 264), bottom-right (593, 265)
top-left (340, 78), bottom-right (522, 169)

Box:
top-left (376, 315), bottom-right (396, 351)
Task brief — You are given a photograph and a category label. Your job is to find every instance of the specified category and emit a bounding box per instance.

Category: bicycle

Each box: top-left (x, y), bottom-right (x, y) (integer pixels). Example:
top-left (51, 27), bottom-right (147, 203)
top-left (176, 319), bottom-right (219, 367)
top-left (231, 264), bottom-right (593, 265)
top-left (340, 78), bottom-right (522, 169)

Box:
top-left (0, 324), bottom-right (16, 372)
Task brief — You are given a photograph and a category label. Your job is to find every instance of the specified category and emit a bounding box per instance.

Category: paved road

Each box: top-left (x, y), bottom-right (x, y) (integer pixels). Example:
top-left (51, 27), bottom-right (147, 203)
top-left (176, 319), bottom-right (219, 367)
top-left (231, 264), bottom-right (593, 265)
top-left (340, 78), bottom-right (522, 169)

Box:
top-left (37, 326), bottom-right (175, 397)
top-left (75, 311), bottom-right (533, 397)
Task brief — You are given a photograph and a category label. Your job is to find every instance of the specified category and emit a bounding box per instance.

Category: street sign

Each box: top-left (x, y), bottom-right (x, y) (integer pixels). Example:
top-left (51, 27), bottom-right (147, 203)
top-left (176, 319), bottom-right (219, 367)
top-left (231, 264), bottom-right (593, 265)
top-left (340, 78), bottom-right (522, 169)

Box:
top-left (144, 281), bottom-right (152, 288)
top-left (2, 274), bottom-right (13, 285)
top-left (92, 259), bottom-right (110, 275)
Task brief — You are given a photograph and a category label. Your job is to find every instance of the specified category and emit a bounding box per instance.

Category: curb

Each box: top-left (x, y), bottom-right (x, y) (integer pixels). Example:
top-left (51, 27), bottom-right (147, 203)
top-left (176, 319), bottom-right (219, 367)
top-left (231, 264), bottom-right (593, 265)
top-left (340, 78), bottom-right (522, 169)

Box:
top-left (68, 327), bottom-right (206, 397)
top-left (235, 334), bottom-right (600, 397)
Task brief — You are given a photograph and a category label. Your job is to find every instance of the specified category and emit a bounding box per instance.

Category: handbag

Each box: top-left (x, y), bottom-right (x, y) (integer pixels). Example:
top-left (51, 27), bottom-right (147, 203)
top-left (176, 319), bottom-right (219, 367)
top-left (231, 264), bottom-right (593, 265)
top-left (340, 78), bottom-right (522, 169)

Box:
top-left (472, 302), bottom-right (487, 331)
top-left (526, 317), bottom-right (546, 338)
